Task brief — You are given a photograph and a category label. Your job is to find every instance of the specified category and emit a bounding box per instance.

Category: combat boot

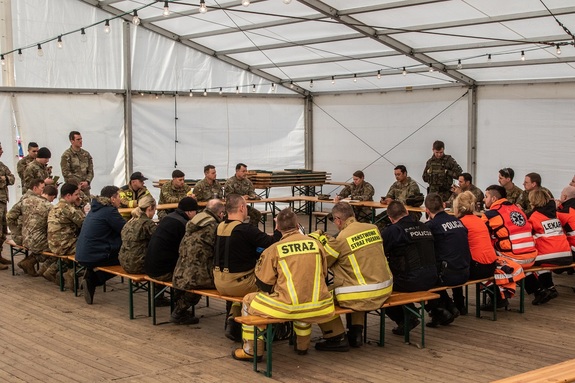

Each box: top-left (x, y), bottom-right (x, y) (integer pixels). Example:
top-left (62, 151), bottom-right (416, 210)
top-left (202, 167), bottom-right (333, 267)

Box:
top-left (0, 263), bottom-right (7, 271)
top-left (225, 316), bottom-right (242, 342)
top-left (64, 269), bottom-right (76, 291)
top-left (42, 263), bottom-right (59, 283)
top-left (37, 262), bottom-right (48, 277)
top-left (0, 255), bottom-right (11, 265)
top-left (19, 257), bottom-right (39, 277)
top-left (347, 325), bottom-right (363, 348)
top-left (315, 333), bottom-right (350, 352)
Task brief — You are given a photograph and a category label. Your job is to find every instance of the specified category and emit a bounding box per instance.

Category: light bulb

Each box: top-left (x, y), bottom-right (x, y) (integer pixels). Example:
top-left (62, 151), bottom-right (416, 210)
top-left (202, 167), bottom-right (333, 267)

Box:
top-left (203, 89), bottom-right (207, 96)
top-left (57, 36), bottom-right (63, 49)
top-left (556, 45), bottom-right (561, 55)
top-left (271, 83), bottom-right (276, 92)
top-left (252, 84), bottom-right (256, 92)
top-left (402, 67), bottom-right (406, 76)
top-left (242, 0), bottom-right (250, 6)
top-left (1, 55), bottom-right (4, 66)
top-left (289, 81), bottom-right (294, 89)
top-left (140, 92), bottom-right (144, 96)
top-left (17, 49), bottom-right (23, 62)
top-left (37, 44), bottom-right (43, 57)
top-left (163, 1), bottom-right (170, 16)
top-left (199, 0), bottom-right (207, 13)
top-left (283, 0), bottom-right (292, 3)
top-left (309, 79), bottom-right (313, 88)
top-left (428, 63), bottom-right (434, 72)
top-left (219, 87), bottom-right (223, 95)
top-left (104, 20), bottom-right (111, 33)
top-left (487, 54), bottom-right (492, 62)
top-left (81, 28), bottom-right (87, 43)
top-left (377, 70), bottom-right (381, 79)
top-left (331, 76), bottom-right (335, 84)
top-left (521, 51), bottom-right (525, 61)
top-left (353, 74), bottom-right (357, 82)
top-left (155, 94), bottom-right (159, 99)
top-left (235, 86), bottom-right (239, 94)
top-left (457, 59), bottom-right (462, 69)
top-left (132, 10), bottom-right (140, 26)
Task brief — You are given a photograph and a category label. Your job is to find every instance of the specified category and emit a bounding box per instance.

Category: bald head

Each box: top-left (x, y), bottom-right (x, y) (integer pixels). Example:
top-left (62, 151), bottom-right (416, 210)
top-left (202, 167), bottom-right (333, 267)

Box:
top-left (561, 186), bottom-right (575, 202)
top-left (206, 199), bottom-right (225, 218)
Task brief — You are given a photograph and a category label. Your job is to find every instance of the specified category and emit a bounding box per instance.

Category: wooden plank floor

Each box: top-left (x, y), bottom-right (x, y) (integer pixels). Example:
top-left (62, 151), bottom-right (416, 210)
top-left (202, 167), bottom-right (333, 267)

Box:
top-left (2, 241), bottom-right (575, 382)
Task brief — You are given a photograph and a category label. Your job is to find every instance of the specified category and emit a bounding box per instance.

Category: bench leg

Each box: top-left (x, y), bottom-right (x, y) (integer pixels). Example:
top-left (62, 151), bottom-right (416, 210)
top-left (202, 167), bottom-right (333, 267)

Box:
top-left (379, 308), bottom-right (385, 347)
top-left (253, 324), bottom-right (273, 377)
top-left (519, 278), bottom-right (525, 314)
top-left (129, 279), bottom-right (134, 320)
top-left (403, 302), bottom-right (427, 348)
top-left (58, 258), bottom-right (64, 292)
top-left (151, 283), bottom-right (157, 325)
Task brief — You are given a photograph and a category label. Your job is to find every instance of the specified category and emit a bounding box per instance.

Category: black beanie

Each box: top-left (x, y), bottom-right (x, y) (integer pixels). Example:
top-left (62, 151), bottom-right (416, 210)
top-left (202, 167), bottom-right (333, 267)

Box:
top-left (37, 147), bottom-right (51, 159)
top-left (178, 197), bottom-right (199, 212)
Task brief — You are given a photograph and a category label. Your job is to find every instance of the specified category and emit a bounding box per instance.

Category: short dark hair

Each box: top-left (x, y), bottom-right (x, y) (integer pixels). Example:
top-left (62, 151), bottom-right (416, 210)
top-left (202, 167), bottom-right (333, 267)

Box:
top-left (332, 202), bottom-right (355, 221)
top-left (387, 200), bottom-right (408, 221)
top-left (485, 184), bottom-right (507, 200)
top-left (499, 168), bottom-right (515, 181)
top-left (60, 182), bottom-right (79, 198)
top-left (432, 140), bottom-right (445, 151)
top-left (69, 131), bottom-right (81, 141)
top-left (43, 185), bottom-right (58, 197)
top-left (235, 163), bottom-right (247, 171)
top-left (204, 164), bottom-right (215, 173)
top-left (353, 170), bottom-right (364, 179)
top-left (460, 172), bottom-right (472, 183)
top-left (28, 142), bottom-right (39, 149)
top-left (225, 193), bottom-right (244, 214)
top-left (28, 178), bottom-right (44, 190)
top-left (394, 165), bottom-right (407, 174)
top-left (526, 172), bottom-right (541, 187)
top-left (276, 208), bottom-right (298, 231)
top-left (424, 193), bottom-right (444, 214)
top-left (100, 185), bottom-right (120, 198)
top-left (172, 169), bottom-right (185, 178)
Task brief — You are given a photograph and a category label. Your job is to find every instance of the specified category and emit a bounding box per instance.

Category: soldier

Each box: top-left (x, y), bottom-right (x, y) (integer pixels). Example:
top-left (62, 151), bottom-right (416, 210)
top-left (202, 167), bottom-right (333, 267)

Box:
top-left (60, 131), bottom-right (94, 195)
top-left (377, 165), bottom-right (422, 228)
top-left (119, 195), bottom-right (157, 274)
top-left (0, 142), bottom-right (16, 269)
top-left (173, 199), bottom-right (225, 291)
top-left (8, 179), bottom-right (45, 246)
top-left (17, 142), bottom-right (38, 190)
top-left (157, 169), bottom-right (191, 220)
top-left (18, 185), bottom-right (58, 277)
top-left (517, 172), bottom-right (554, 214)
top-left (335, 170), bottom-right (375, 223)
top-left (224, 163), bottom-right (262, 227)
top-left (24, 147), bottom-right (54, 191)
top-left (119, 172), bottom-right (153, 220)
top-left (498, 168), bottom-right (523, 204)
top-left (422, 140), bottom-right (462, 202)
top-left (193, 165), bottom-right (223, 202)
top-left (310, 202), bottom-right (393, 351)
top-left (233, 208), bottom-right (335, 361)
top-left (445, 173), bottom-right (484, 210)
top-left (47, 183), bottom-right (85, 282)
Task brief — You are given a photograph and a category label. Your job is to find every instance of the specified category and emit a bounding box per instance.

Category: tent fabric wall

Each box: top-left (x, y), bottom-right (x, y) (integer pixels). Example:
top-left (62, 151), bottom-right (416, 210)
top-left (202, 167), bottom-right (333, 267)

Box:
top-left (0, 95), bottom-right (17, 205)
top-left (312, 88), bottom-right (469, 199)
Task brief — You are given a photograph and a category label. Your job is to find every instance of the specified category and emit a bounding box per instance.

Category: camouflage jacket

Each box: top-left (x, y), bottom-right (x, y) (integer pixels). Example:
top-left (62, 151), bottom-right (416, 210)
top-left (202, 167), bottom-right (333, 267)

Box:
top-left (22, 194), bottom-right (52, 253)
top-left (193, 178), bottom-right (223, 202)
top-left (119, 214), bottom-right (157, 274)
top-left (47, 198), bottom-right (85, 255)
top-left (385, 177), bottom-right (421, 203)
top-left (17, 155), bottom-right (34, 185)
top-left (60, 147), bottom-right (94, 185)
top-left (517, 187), bottom-right (554, 214)
top-left (157, 180), bottom-right (190, 220)
top-left (505, 184), bottom-right (523, 205)
top-left (422, 155), bottom-right (462, 193)
top-left (446, 184), bottom-right (484, 209)
top-left (6, 190), bottom-right (34, 245)
top-left (23, 161), bottom-right (50, 191)
top-left (173, 209), bottom-right (221, 290)
top-left (338, 181), bottom-right (375, 201)
top-left (224, 175), bottom-right (258, 199)
top-left (0, 160), bottom-right (15, 203)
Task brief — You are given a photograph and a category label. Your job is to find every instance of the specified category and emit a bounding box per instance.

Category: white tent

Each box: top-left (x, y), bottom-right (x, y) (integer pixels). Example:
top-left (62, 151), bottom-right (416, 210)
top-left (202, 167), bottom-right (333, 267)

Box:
top-left (1, 0), bottom-right (574, 204)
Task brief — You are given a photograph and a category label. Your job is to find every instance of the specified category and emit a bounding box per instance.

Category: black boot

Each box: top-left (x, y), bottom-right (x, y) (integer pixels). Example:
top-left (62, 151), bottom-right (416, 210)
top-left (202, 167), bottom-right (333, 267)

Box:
top-left (347, 325), bottom-right (363, 348)
top-left (480, 298), bottom-right (509, 311)
top-left (391, 317), bottom-right (420, 336)
top-left (426, 308), bottom-right (454, 328)
top-left (315, 334), bottom-right (350, 352)
top-left (532, 288), bottom-right (552, 305)
top-left (225, 316), bottom-right (242, 342)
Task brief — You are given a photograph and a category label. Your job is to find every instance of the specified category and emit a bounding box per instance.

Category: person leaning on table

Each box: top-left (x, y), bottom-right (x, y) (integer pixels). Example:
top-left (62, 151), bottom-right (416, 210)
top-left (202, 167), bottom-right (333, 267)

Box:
top-left (335, 170), bottom-right (374, 223)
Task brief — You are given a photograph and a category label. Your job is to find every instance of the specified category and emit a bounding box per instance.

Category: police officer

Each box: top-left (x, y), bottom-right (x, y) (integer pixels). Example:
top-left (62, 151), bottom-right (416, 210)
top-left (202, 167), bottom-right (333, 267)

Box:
top-left (422, 140), bottom-right (462, 202)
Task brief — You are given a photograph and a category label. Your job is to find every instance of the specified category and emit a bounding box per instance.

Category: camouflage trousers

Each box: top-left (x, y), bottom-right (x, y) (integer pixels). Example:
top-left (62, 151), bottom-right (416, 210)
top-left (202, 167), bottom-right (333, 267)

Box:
top-left (154, 271), bottom-right (201, 315)
top-left (0, 202), bottom-right (7, 245)
top-left (247, 205), bottom-right (262, 227)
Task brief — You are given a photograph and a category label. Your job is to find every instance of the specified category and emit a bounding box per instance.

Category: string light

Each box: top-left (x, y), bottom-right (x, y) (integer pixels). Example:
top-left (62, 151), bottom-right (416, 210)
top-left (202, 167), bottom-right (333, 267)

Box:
top-left (521, 50), bottom-right (525, 61)
top-left (199, 0), bottom-right (207, 14)
top-left (155, 93), bottom-right (159, 99)
top-left (331, 76), bottom-right (335, 84)
top-left (37, 44), bottom-right (43, 57)
top-left (163, 1), bottom-right (170, 16)
top-left (252, 84), bottom-right (256, 92)
top-left (203, 88), bottom-right (207, 96)
top-left (57, 35), bottom-right (63, 49)
top-left (242, 0), bottom-right (250, 6)
top-left (487, 54), bottom-right (492, 62)
top-left (457, 59), bottom-right (462, 69)
top-left (17, 49), bottom-right (23, 62)
top-left (132, 10), bottom-right (140, 26)
top-left (236, 86), bottom-right (239, 94)
top-left (219, 87), bottom-right (223, 95)
top-left (80, 28), bottom-right (87, 43)
top-left (377, 70), bottom-right (381, 79)
top-left (271, 83), bottom-right (276, 92)
top-left (309, 79), bottom-right (313, 88)
top-left (140, 92), bottom-right (144, 96)
top-left (428, 63), bottom-right (434, 72)
top-left (556, 45), bottom-right (561, 55)
top-left (104, 19), bottom-right (111, 33)
top-left (353, 74), bottom-right (357, 82)
top-left (189, 89), bottom-right (193, 97)
top-left (402, 67), bottom-right (406, 76)
top-left (289, 81), bottom-right (294, 89)
top-left (1, 55), bottom-right (4, 66)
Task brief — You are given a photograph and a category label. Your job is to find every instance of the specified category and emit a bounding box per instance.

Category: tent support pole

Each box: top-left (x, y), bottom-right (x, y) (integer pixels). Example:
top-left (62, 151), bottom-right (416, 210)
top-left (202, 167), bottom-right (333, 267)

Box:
top-left (467, 85), bottom-right (477, 179)
top-left (304, 95), bottom-right (313, 170)
top-left (123, 21), bottom-right (133, 182)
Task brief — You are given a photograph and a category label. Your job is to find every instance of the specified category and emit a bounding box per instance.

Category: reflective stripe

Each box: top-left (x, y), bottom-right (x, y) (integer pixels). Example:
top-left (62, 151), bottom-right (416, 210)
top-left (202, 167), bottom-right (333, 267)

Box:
top-left (334, 279), bottom-right (393, 295)
top-left (566, 231), bottom-right (575, 237)
top-left (253, 293), bottom-right (334, 311)
top-left (348, 254), bottom-right (366, 285)
top-left (278, 259), bottom-right (299, 305)
top-left (509, 232), bottom-right (533, 240)
top-left (312, 253), bottom-right (322, 303)
top-left (324, 243), bottom-right (339, 259)
top-left (497, 252), bottom-right (535, 265)
top-left (513, 241), bottom-right (536, 249)
top-left (293, 321), bottom-right (312, 336)
top-left (535, 251), bottom-right (572, 261)
top-left (250, 298), bottom-right (335, 320)
top-left (534, 232), bottom-right (564, 239)
top-left (335, 283), bottom-right (393, 302)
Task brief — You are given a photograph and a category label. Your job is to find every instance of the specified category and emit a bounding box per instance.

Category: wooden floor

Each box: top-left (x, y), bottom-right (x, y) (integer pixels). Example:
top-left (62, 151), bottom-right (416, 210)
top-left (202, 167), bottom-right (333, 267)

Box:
top-left (2, 240), bottom-right (575, 382)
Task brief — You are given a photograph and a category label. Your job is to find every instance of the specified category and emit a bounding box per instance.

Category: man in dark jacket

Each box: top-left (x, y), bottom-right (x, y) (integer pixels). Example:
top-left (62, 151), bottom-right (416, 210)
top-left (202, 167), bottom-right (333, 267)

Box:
top-left (145, 197), bottom-right (200, 325)
top-left (77, 186), bottom-right (126, 305)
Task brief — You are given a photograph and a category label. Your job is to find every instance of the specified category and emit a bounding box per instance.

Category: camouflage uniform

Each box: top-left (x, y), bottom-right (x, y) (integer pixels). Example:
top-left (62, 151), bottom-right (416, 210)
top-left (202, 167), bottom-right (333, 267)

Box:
top-left (23, 161), bottom-right (50, 191)
top-left (22, 194), bottom-right (52, 256)
top-left (119, 185), bottom-right (152, 220)
top-left (173, 209), bottom-right (221, 290)
top-left (48, 198), bottom-right (85, 255)
top-left (385, 177), bottom-right (421, 203)
top-left (446, 184), bottom-right (485, 210)
top-left (193, 178), bottom-right (223, 202)
top-left (0, 161), bottom-right (15, 246)
top-left (422, 154), bottom-right (462, 202)
top-left (157, 180), bottom-right (190, 220)
top-left (338, 181), bottom-right (375, 223)
top-left (118, 215), bottom-right (157, 274)
top-left (517, 187), bottom-right (554, 215)
top-left (224, 176), bottom-right (261, 227)
top-left (7, 190), bottom-right (34, 245)
top-left (60, 146), bottom-right (94, 194)
top-left (17, 155), bottom-right (34, 190)
top-left (504, 184), bottom-right (523, 205)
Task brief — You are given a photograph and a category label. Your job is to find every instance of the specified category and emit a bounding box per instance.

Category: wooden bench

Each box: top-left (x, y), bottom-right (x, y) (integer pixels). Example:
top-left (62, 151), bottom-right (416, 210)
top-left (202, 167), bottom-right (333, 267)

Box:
top-left (429, 277), bottom-right (498, 320)
top-left (95, 265), bottom-right (151, 319)
top-left (235, 291), bottom-right (440, 378)
top-left (40, 251), bottom-right (74, 292)
top-left (519, 262), bottom-right (575, 313)
top-left (5, 239), bottom-right (29, 276)
top-left (491, 358), bottom-right (575, 383)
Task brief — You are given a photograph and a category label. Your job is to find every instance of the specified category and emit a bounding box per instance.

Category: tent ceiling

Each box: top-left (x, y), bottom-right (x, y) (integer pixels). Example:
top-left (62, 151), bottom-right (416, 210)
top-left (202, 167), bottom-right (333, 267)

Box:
top-left (88, 0), bottom-right (575, 94)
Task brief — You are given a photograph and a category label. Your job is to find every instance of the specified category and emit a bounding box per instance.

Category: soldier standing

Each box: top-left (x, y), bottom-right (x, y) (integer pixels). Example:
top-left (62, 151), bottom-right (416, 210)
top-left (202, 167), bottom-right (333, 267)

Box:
top-left (0, 142), bottom-right (16, 269)
top-left (422, 140), bottom-right (462, 202)
top-left (60, 131), bottom-right (94, 196)
top-left (17, 142), bottom-right (38, 190)
top-left (193, 165), bottom-right (223, 202)
top-left (224, 163), bottom-right (262, 227)
top-left (157, 169), bottom-right (191, 220)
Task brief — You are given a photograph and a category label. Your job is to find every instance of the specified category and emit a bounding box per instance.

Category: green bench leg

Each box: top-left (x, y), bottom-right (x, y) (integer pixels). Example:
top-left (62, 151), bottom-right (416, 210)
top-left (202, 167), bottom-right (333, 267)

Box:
top-left (379, 308), bottom-right (386, 347)
top-left (403, 302), bottom-right (426, 348)
top-left (519, 278), bottom-right (525, 313)
top-left (253, 324), bottom-right (273, 377)
top-left (129, 279), bottom-right (135, 320)
top-left (151, 283), bottom-right (157, 325)
top-left (58, 258), bottom-right (64, 292)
